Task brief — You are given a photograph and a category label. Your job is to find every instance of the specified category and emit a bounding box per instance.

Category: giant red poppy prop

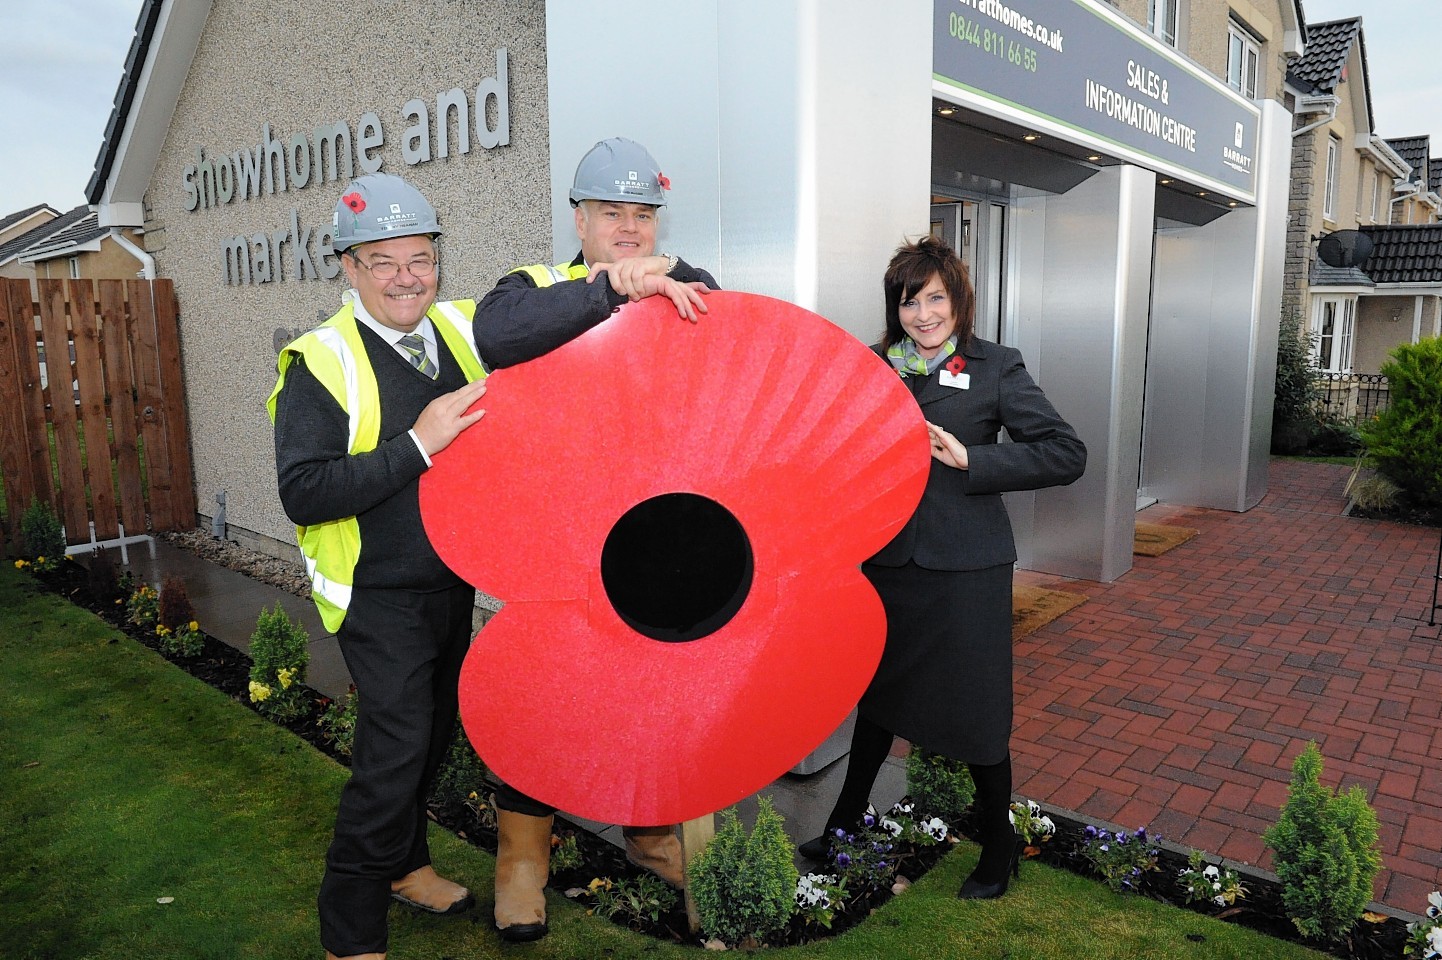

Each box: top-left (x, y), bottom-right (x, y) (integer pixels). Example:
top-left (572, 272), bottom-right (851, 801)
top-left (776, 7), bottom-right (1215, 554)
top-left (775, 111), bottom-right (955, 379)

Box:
top-left (421, 291), bottom-right (929, 825)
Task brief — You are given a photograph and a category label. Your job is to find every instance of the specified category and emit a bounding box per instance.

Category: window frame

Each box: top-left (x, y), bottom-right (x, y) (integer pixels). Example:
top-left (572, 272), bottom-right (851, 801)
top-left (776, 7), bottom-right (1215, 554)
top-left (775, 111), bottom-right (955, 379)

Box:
top-left (1226, 20), bottom-right (1261, 99)
top-left (1323, 137), bottom-right (1339, 221)
top-left (1310, 296), bottom-right (1356, 373)
top-left (1148, 0), bottom-right (1179, 47)
top-left (67, 257), bottom-right (80, 280)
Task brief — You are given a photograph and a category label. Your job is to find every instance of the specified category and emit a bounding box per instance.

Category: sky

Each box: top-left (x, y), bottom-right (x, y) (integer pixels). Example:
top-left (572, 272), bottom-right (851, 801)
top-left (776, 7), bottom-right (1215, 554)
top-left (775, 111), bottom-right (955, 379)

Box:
top-left (0, 0), bottom-right (1439, 219)
top-left (0, 0), bottom-right (144, 217)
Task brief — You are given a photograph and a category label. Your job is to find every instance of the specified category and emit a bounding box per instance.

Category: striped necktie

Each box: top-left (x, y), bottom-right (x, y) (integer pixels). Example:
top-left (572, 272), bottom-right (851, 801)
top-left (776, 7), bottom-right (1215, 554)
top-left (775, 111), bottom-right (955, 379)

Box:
top-left (397, 333), bottom-right (437, 379)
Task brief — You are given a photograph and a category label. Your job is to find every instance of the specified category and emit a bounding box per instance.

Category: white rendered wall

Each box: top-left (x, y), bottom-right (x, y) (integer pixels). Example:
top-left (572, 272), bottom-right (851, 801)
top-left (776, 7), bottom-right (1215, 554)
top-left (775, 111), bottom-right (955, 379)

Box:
top-left (544, 0), bottom-right (932, 338)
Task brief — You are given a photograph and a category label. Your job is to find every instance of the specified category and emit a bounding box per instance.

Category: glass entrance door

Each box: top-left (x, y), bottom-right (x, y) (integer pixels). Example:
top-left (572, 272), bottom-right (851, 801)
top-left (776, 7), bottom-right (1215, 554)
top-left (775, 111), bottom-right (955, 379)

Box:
top-left (930, 199), bottom-right (1005, 343)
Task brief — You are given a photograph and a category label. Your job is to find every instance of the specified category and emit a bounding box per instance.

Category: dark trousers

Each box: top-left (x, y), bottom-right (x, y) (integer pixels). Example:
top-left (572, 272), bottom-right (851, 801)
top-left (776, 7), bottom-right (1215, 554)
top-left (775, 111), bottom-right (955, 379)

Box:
top-left (494, 779), bottom-right (556, 818)
top-left (318, 583), bottom-right (475, 956)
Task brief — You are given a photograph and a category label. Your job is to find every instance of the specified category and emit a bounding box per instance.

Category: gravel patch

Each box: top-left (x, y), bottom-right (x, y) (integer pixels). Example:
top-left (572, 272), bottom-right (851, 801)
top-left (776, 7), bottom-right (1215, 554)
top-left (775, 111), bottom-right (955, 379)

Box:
top-left (161, 529), bottom-right (311, 598)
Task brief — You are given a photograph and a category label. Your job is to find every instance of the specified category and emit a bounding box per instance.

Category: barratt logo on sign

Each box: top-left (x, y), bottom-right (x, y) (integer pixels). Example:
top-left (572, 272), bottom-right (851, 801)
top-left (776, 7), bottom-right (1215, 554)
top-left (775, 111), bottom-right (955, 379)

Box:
top-left (1223, 121), bottom-right (1253, 173)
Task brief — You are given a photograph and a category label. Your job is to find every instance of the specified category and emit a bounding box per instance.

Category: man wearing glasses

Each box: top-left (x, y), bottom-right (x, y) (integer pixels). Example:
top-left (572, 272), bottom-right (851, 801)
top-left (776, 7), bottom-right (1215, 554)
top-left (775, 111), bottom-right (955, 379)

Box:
top-left (269, 172), bottom-right (492, 960)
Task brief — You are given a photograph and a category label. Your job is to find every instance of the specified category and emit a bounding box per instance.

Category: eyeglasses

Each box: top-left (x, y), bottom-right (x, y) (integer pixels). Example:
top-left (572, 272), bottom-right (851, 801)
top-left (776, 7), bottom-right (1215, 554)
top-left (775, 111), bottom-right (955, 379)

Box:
top-left (351, 255), bottom-right (438, 280)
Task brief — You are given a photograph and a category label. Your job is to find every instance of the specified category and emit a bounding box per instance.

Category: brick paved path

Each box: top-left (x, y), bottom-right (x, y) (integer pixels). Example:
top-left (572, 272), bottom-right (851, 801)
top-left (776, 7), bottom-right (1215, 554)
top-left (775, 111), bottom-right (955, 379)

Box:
top-left (1012, 458), bottom-right (1442, 913)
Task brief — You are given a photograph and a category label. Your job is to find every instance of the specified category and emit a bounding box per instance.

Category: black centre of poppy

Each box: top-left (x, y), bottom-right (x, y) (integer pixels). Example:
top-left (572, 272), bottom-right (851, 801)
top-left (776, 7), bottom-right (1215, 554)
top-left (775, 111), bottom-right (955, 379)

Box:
top-left (600, 493), bottom-right (754, 643)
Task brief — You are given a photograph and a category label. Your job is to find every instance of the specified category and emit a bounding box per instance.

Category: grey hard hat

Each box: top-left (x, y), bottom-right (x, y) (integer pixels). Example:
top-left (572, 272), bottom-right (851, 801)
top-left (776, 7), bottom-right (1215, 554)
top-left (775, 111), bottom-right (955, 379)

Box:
top-left (332, 173), bottom-right (440, 253)
top-left (568, 137), bottom-right (669, 207)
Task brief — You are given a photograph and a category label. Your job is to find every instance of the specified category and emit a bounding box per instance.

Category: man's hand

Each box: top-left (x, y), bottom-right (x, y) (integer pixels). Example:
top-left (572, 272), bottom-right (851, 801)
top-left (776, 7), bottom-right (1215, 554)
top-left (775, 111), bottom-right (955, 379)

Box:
top-left (926, 421), bottom-right (969, 470)
top-left (587, 256), bottom-right (671, 299)
top-left (413, 380), bottom-right (487, 457)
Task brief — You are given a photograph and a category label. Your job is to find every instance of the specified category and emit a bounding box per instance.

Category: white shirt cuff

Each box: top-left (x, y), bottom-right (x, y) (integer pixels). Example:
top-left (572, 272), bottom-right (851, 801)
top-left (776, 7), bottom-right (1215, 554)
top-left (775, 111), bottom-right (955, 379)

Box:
top-left (409, 429), bottom-right (433, 467)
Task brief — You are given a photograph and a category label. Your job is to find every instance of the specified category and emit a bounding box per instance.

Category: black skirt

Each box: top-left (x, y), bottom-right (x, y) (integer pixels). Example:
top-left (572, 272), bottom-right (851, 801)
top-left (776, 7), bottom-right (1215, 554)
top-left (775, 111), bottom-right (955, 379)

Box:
top-left (857, 561), bottom-right (1013, 765)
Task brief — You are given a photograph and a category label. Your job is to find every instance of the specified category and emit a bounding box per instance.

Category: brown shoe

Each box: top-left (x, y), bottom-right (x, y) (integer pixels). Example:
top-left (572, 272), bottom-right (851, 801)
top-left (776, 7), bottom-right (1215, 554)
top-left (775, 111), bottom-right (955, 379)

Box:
top-left (623, 824), bottom-right (685, 888)
top-left (389, 864), bottom-right (474, 915)
top-left (495, 810), bottom-right (552, 942)
top-left (324, 953), bottom-right (385, 959)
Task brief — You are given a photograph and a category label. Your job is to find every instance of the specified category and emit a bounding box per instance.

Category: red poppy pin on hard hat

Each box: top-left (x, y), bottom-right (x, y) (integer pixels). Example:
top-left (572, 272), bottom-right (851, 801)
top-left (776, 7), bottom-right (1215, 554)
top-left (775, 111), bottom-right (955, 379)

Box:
top-left (420, 292), bottom-right (930, 825)
top-left (342, 192), bottom-right (365, 213)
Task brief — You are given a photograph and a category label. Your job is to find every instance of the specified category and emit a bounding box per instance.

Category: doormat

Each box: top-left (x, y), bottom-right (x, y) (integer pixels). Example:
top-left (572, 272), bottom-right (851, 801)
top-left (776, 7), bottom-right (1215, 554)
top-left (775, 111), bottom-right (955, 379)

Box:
top-left (1013, 585), bottom-right (1087, 640)
top-left (1133, 522), bottom-right (1199, 557)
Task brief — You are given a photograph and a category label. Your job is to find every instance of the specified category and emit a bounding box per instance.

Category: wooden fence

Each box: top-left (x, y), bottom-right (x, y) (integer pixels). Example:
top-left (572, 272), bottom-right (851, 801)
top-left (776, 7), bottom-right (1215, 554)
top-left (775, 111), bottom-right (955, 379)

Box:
top-left (0, 278), bottom-right (195, 553)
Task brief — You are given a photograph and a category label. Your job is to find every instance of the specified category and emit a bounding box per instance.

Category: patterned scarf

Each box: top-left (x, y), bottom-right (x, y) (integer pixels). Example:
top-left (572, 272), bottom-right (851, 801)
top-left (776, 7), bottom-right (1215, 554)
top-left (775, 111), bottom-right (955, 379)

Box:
top-left (886, 335), bottom-right (958, 377)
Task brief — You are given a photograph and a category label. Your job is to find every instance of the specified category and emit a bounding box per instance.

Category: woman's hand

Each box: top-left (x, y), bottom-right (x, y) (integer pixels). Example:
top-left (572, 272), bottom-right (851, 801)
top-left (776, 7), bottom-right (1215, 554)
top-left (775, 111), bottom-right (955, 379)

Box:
top-left (926, 421), bottom-right (968, 470)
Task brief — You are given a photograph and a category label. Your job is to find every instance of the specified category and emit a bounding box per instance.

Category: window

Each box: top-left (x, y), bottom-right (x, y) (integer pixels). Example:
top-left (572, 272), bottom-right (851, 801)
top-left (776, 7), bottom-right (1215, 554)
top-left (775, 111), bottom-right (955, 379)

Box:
top-left (1311, 297), bottom-right (1355, 373)
top-left (1323, 137), bottom-right (1339, 221)
top-left (1149, 0), bottom-right (1178, 46)
top-left (68, 257), bottom-right (80, 279)
top-left (1227, 20), bottom-right (1261, 99)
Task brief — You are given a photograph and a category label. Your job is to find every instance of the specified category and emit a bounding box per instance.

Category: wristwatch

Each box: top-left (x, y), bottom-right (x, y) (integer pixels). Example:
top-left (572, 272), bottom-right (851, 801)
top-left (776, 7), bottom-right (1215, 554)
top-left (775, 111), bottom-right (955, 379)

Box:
top-left (662, 253), bottom-right (678, 275)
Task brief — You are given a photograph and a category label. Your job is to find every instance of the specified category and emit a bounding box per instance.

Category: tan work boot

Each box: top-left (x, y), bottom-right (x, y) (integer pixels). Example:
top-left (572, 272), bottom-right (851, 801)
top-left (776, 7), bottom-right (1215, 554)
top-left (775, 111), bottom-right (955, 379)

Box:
top-left (390, 864), bottom-right (474, 915)
top-left (623, 824), bottom-right (685, 888)
top-left (494, 810), bottom-right (552, 942)
top-left (324, 953), bottom-right (385, 959)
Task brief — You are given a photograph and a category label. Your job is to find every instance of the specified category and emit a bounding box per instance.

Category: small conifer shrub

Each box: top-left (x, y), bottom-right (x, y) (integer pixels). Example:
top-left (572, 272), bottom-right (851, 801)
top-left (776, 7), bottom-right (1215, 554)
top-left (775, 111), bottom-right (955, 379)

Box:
top-left (688, 798), bottom-right (799, 946)
top-left (1262, 742), bottom-right (1381, 942)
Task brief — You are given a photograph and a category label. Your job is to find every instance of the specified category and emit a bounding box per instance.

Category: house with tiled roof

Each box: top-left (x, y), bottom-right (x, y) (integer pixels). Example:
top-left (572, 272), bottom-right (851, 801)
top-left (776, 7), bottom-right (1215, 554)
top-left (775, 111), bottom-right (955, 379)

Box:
top-left (1282, 16), bottom-right (1427, 378)
top-left (1344, 222), bottom-right (1442, 372)
top-left (1383, 136), bottom-right (1441, 224)
top-left (0, 205), bottom-right (91, 284)
top-left (15, 209), bottom-right (146, 283)
top-left (0, 204), bottom-right (60, 249)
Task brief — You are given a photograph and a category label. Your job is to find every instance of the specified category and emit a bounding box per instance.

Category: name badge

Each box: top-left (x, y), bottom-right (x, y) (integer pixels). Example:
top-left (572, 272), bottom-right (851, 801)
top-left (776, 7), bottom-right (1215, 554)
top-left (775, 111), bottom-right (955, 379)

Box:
top-left (939, 370), bottom-right (970, 390)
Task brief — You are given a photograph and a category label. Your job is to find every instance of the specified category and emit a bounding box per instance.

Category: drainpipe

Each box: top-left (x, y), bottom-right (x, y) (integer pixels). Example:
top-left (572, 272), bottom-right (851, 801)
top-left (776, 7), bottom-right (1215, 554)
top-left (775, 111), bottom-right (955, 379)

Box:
top-left (1291, 94), bottom-right (1339, 138)
top-left (109, 228), bottom-right (155, 280)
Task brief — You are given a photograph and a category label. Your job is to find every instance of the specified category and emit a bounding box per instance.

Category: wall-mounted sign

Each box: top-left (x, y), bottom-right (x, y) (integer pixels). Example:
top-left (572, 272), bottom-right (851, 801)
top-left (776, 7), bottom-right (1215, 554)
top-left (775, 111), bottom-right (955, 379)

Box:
top-left (932, 0), bottom-right (1259, 203)
top-left (180, 48), bottom-right (511, 285)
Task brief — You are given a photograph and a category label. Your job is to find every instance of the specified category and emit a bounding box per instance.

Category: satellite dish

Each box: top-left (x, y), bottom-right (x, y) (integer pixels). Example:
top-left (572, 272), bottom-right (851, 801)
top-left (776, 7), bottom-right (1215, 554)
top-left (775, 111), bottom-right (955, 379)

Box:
top-left (1317, 230), bottom-right (1374, 269)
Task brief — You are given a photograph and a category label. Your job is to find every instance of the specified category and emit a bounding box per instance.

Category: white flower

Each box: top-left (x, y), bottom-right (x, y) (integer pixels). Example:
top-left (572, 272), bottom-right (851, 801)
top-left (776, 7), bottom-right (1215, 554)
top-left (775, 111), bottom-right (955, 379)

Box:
top-left (891, 801), bottom-right (914, 816)
top-left (1212, 881), bottom-right (1222, 892)
top-left (1028, 800), bottom-right (1041, 816)
top-left (1203, 864), bottom-right (1220, 878)
top-left (1038, 815), bottom-right (1055, 835)
top-left (878, 817), bottom-right (904, 837)
top-left (922, 817), bottom-right (949, 841)
top-left (1213, 894), bottom-right (1227, 906)
top-left (1429, 890), bottom-right (1442, 917)
top-left (795, 874), bottom-right (832, 908)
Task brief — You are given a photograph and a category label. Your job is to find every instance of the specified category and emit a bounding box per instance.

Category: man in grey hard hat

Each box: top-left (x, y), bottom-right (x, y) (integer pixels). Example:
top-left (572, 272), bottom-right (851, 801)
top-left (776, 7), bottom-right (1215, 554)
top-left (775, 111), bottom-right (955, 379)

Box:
top-left (270, 172), bottom-right (488, 960)
top-left (473, 136), bottom-right (720, 944)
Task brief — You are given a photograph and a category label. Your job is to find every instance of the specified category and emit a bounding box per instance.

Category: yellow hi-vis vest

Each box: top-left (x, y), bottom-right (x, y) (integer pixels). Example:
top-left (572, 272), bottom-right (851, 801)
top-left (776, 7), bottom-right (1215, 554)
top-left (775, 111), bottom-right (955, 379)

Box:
top-left (265, 299), bottom-right (486, 632)
top-left (511, 260), bottom-right (589, 287)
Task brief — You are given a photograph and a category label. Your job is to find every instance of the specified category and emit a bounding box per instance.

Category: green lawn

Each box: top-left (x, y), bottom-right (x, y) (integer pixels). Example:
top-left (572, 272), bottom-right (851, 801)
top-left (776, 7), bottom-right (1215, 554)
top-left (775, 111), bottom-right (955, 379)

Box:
top-left (0, 565), bottom-right (1327, 960)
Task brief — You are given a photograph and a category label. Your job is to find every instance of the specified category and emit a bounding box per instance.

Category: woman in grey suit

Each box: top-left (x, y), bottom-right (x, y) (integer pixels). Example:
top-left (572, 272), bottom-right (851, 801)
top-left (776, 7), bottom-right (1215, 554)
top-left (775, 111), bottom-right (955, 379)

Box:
top-left (800, 236), bottom-right (1085, 900)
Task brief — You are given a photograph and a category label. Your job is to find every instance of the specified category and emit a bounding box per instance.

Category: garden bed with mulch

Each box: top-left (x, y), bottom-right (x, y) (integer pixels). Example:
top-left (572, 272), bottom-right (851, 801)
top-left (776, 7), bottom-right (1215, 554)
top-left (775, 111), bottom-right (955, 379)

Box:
top-left (28, 542), bottom-right (1421, 955)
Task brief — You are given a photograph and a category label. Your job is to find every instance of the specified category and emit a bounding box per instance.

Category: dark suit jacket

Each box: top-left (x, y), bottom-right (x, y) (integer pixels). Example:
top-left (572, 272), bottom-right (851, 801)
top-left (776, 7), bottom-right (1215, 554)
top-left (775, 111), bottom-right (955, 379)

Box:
top-left (868, 336), bottom-right (1086, 571)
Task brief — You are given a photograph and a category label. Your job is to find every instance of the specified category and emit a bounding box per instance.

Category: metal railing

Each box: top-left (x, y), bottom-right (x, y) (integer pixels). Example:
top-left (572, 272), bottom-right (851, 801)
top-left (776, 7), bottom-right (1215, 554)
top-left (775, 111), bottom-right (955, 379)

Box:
top-left (1314, 372), bottom-right (1390, 426)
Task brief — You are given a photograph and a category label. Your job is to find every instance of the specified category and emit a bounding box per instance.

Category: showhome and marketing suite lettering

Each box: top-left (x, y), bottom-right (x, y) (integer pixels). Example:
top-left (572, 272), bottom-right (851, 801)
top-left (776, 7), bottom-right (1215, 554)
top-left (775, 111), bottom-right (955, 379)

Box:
top-left (182, 49), bottom-right (511, 286)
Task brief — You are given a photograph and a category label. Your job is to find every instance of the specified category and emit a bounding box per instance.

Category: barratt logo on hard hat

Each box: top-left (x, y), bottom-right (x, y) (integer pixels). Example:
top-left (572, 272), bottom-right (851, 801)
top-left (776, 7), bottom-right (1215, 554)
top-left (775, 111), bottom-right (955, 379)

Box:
top-left (614, 171), bottom-right (656, 195)
top-left (376, 202), bottom-right (420, 231)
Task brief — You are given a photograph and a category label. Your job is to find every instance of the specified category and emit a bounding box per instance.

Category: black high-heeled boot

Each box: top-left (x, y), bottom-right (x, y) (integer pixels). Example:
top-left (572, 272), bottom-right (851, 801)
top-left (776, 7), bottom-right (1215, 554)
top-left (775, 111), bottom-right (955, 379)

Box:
top-left (957, 754), bottom-right (1018, 900)
top-left (957, 832), bottom-right (1022, 899)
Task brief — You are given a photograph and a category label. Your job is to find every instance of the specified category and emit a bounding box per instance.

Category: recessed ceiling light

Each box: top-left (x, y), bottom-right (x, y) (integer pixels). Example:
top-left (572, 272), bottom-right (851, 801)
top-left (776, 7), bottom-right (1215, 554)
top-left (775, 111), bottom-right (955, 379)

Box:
top-left (1023, 133), bottom-right (1040, 141)
top-left (1087, 154), bottom-right (1102, 161)
top-left (1228, 201), bottom-right (1239, 207)
top-left (1159, 178), bottom-right (1172, 185)
top-left (938, 106), bottom-right (955, 116)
